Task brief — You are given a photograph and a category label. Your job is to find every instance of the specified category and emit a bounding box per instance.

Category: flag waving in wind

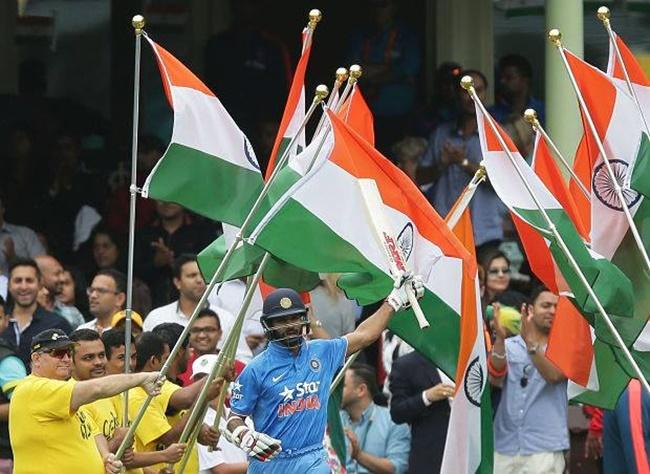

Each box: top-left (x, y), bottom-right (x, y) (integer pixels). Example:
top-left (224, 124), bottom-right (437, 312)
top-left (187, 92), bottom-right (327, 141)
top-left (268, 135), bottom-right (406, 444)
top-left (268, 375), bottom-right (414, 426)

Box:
top-left (141, 36), bottom-right (264, 226)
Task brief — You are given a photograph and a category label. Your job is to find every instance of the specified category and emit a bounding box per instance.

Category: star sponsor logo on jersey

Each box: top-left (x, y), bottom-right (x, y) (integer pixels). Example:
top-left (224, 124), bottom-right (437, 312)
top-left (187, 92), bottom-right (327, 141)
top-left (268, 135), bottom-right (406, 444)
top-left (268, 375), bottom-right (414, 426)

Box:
top-left (231, 380), bottom-right (243, 401)
top-left (277, 381), bottom-right (322, 418)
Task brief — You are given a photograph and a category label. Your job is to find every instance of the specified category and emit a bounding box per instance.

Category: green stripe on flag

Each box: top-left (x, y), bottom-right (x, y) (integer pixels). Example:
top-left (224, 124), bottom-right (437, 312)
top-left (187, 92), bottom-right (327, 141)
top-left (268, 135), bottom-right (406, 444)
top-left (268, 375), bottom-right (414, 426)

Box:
top-left (147, 143), bottom-right (264, 226)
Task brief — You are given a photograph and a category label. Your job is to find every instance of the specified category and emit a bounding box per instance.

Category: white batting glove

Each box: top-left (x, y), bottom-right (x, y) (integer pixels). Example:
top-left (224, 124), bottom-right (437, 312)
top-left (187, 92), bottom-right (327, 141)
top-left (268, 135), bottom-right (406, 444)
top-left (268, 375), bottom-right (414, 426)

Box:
top-left (386, 272), bottom-right (425, 312)
top-left (227, 425), bottom-right (282, 462)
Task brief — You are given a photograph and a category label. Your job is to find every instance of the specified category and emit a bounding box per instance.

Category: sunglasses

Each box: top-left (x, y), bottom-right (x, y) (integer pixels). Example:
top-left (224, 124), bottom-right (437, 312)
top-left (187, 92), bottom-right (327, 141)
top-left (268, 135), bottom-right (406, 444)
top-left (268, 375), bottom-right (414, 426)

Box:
top-left (488, 268), bottom-right (511, 276)
top-left (520, 364), bottom-right (532, 388)
top-left (41, 348), bottom-right (72, 359)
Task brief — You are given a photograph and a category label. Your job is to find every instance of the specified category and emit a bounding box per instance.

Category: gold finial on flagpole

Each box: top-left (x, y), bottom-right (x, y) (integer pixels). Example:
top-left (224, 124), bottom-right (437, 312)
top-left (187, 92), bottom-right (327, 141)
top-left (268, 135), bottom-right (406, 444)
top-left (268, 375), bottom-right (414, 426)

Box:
top-left (476, 162), bottom-right (487, 181)
top-left (315, 84), bottom-right (329, 103)
top-left (460, 75), bottom-right (474, 91)
top-left (308, 9), bottom-right (322, 29)
top-left (349, 64), bottom-right (363, 83)
top-left (523, 108), bottom-right (538, 126)
top-left (336, 67), bottom-right (349, 83)
top-left (132, 15), bottom-right (145, 33)
top-left (597, 6), bottom-right (611, 24)
top-left (548, 29), bottom-right (562, 46)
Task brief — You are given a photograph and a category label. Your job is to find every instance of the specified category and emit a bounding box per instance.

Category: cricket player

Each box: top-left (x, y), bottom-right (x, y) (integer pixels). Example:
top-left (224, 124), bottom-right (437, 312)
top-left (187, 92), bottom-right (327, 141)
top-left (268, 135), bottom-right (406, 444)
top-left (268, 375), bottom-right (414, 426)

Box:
top-left (224, 273), bottom-right (424, 473)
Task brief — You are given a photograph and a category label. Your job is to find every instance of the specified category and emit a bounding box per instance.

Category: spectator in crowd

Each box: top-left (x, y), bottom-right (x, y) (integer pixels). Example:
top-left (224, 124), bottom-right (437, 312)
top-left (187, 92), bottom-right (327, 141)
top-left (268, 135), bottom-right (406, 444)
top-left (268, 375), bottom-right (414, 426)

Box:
top-left (10, 328), bottom-right (162, 473)
top-left (152, 322), bottom-right (189, 387)
top-left (602, 379), bottom-right (650, 474)
top-left (59, 266), bottom-right (88, 317)
top-left (208, 278), bottom-right (264, 362)
top-left (0, 294), bottom-right (26, 473)
top-left (80, 224), bottom-right (151, 316)
top-left (491, 54), bottom-right (545, 125)
top-left (144, 254), bottom-right (207, 331)
top-left (501, 113), bottom-right (534, 159)
top-left (136, 202), bottom-right (217, 307)
top-left (421, 70), bottom-right (504, 251)
top-left (191, 354), bottom-right (248, 474)
top-left (414, 62), bottom-right (463, 137)
top-left (490, 287), bottom-right (568, 474)
top-left (309, 274), bottom-right (358, 339)
top-left (204, 0), bottom-right (291, 136)
top-left (101, 328), bottom-right (136, 376)
top-left (1, 258), bottom-right (72, 366)
top-left (34, 255), bottom-right (85, 329)
top-left (0, 188), bottom-right (46, 276)
top-left (391, 136), bottom-right (428, 185)
top-left (480, 250), bottom-right (512, 305)
top-left (104, 135), bottom-right (164, 237)
top-left (78, 269), bottom-right (126, 334)
top-left (347, 0), bottom-right (421, 153)
top-left (341, 363), bottom-right (410, 474)
top-left (389, 350), bottom-right (453, 473)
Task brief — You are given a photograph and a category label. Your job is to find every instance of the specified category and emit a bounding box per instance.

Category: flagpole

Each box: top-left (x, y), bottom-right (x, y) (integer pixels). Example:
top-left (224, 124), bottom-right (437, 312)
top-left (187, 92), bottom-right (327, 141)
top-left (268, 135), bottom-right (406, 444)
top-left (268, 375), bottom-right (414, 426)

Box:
top-left (114, 86), bottom-right (329, 460)
top-left (313, 67), bottom-right (348, 136)
top-left (303, 9), bottom-right (322, 51)
top-left (549, 29), bottom-right (650, 274)
top-left (330, 351), bottom-right (361, 391)
top-left (336, 64), bottom-right (362, 112)
top-left (443, 166), bottom-right (486, 229)
top-left (523, 108), bottom-right (590, 200)
top-left (121, 14), bottom-right (145, 429)
top-left (462, 75), bottom-right (650, 396)
top-left (597, 6), bottom-right (650, 138)
top-left (171, 255), bottom-right (269, 471)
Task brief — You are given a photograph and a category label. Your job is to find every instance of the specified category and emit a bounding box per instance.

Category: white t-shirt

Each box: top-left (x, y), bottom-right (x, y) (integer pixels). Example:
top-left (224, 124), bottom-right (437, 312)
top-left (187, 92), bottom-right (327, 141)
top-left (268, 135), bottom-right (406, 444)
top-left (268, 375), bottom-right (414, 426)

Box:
top-left (199, 407), bottom-right (248, 473)
top-left (143, 301), bottom-right (190, 331)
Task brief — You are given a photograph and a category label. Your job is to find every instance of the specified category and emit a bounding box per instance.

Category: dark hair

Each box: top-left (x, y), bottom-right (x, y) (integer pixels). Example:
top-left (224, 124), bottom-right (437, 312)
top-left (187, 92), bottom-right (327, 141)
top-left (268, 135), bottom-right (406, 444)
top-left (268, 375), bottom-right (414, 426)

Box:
top-left (94, 268), bottom-right (126, 294)
top-left (491, 289), bottom-right (529, 308)
top-left (9, 257), bottom-right (41, 279)
top-left (530, 285), bottom-right (552, 305)
top-left (90, 224), bottom-right (124, 264)
top-left (478, 249), bottom-right (510, 273)
top-left (152, 322), bottom-right (188, 350)
top-left (102, 328), bottom-right (135, 359)
top-left (498, 54), bottom-right (533, 80)
top-left (195, 308), bottom-right (221, 330)
top-left (461, 69), bottom-right (489, 89)
top-left (70, 328), bottom-right (101, 343)
top-left (172, 254), bottom-right (198, 280)
top-left (135, 332), bottom-right (166, 371)
top-left (349, 363), bottom-right (378, 397)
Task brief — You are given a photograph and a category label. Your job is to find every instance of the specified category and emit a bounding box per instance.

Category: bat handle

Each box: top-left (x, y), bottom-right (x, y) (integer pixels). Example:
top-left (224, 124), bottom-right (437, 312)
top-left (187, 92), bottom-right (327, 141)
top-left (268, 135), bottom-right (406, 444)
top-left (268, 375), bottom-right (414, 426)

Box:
top-left (406, 286), bottom-right (429, 329)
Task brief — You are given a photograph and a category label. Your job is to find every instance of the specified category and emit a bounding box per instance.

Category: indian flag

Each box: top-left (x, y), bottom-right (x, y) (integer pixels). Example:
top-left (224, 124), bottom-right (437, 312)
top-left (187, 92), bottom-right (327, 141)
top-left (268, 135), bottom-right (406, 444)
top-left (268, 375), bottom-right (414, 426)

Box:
top-left (265, 27), bottom-right (312, 175)
top-left (476, 102), bottom-right (637, 349)
top-left (336, 85), bottom-right (375, 146)
top-left (141, 35), bottom-right (263, 226)
top-left (247, 110), bottom-right (476, 380)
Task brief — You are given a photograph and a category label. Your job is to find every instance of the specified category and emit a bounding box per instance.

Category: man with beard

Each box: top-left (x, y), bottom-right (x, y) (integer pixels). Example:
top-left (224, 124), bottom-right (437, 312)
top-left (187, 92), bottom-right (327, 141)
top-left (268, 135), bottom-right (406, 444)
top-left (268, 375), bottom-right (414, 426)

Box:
top-left (71, 328), bottom-right (185, 471)
top-left (490, 286), bottom-right (568, 474)
top-left (225, 277), bottom-right (423, 474)
top-left (144, 254), bottom-right (207, 331)
top-left (1, 258), bottom-right (71, 366)
top-left (10, 328), bottom-right (163, 473)
top-left (35, 255), bottom-right (85, 329)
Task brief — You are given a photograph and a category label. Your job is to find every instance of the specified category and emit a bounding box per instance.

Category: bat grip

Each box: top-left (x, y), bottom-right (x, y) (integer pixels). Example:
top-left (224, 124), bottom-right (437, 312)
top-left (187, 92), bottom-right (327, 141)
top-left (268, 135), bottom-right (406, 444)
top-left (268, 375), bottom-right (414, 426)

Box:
top-left (406, 286), bottom-right (429, 329)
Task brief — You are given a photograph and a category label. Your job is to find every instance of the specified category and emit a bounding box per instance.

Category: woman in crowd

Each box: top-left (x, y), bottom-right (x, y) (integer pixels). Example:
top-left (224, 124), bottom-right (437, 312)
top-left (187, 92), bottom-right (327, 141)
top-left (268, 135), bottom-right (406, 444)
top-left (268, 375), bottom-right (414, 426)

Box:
top-left (480, 249), bottom-right (511, 305)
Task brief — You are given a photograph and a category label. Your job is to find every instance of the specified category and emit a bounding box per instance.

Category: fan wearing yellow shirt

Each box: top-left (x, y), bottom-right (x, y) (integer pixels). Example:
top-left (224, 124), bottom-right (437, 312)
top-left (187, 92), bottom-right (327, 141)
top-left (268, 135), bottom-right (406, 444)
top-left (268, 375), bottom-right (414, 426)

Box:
top-left (9, 329), bottom-right (163, 474)
top-left (129, 331), bottom-right (225, 473)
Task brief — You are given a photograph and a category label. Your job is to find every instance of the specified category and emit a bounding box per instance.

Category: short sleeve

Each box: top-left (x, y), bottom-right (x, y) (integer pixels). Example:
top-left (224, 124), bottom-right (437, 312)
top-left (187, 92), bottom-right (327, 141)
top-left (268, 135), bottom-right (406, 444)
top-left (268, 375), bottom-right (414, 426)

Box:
top-left (327, 338), bottom-right (348, 371)
top-left (31, 378), bottom-right (77, 421)
top-left (0, 356), bottom-right (26, 399)
top-left (229, 364), bottom-right (259, 417)
top-left (129, 388), bottom-right (171, 447)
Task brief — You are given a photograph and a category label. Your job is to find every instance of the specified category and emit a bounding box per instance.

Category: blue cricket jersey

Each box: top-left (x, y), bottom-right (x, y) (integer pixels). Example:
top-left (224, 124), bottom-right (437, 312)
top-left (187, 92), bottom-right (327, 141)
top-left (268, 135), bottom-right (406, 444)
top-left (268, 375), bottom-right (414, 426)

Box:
top-left (230, 337), bottom-right (348, 452)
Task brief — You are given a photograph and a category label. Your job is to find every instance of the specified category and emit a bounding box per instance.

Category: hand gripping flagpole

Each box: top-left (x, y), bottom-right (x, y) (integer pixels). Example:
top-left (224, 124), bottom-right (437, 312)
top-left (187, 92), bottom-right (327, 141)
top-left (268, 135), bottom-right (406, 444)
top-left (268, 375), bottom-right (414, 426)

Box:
top-left (462, 75), bottom-right (650, 396)
top-left (597, 6), bottom-right (650, 138)
top-left (121, 13), bottom-right (145, 429)
top-left (358, 179), bottom-right (429, 329)
top-left (443, 165), bottom-right (486, 229)
top-left (549, 29), bottom-right (650, 275)
top-left (114, 86), bottom-right (329, 461)
top-left (523, 108), bottom-right (590, 200)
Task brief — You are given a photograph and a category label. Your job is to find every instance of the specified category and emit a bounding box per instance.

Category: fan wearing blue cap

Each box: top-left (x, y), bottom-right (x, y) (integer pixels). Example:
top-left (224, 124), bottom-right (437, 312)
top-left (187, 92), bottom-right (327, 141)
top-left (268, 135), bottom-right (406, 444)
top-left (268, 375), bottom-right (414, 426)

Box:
top-left (223, 272), bottom-right (424, 474)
